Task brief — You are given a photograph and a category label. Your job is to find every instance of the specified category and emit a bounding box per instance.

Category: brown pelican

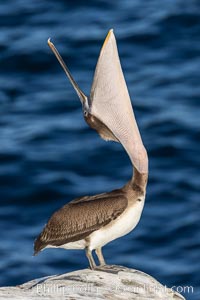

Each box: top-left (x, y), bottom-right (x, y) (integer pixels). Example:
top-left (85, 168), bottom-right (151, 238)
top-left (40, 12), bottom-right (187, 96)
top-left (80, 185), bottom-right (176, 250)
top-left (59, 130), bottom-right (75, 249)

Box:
top-left (34, 29), bottom-right (148, 269)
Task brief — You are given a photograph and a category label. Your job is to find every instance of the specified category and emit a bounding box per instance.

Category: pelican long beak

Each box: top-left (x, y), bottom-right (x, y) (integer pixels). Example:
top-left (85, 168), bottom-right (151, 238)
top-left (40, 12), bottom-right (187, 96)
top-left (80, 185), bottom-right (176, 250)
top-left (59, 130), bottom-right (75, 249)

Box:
top-left (48, 38), bottom-right (87, 105)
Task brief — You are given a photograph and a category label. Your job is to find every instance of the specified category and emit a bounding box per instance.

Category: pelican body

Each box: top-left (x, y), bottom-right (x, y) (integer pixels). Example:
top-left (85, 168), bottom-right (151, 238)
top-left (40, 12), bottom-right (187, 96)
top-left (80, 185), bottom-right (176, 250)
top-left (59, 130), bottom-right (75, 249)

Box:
top-left (34, 30), bottom-right (148, 269)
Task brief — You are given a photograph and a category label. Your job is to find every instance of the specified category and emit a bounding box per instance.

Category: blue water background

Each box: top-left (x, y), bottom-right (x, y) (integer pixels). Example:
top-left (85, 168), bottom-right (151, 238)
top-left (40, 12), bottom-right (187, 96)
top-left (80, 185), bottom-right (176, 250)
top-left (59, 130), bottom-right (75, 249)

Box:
top-left (0, 1), bottom-right (199, 299)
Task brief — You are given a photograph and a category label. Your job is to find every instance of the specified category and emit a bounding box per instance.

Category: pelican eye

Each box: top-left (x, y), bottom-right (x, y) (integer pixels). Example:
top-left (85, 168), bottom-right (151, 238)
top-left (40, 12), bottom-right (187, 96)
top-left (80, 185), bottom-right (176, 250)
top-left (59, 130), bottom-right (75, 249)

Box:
top-left (137, 198), bottom-right (142, 202)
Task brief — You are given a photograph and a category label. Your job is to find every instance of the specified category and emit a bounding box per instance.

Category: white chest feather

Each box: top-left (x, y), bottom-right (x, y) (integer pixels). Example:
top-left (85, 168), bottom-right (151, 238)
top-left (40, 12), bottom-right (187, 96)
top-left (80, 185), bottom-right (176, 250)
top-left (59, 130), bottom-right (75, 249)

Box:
top-left (46, 239), bottom-right (86, 250)
top-left (88, 197), bottom-right (145, 250)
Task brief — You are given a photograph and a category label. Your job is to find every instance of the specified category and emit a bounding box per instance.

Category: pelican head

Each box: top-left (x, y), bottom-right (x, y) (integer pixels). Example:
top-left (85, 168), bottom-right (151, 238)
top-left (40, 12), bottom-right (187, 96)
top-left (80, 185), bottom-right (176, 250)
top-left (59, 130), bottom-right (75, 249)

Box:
top-left (48, 30), bottom-right (148, 174)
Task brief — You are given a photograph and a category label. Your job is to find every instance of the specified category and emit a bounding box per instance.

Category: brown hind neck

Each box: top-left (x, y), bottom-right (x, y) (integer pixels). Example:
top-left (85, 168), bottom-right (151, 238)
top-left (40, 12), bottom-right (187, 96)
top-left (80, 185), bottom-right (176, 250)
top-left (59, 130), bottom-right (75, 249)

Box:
top-left (124, 167), bottom-right (148, 197)
top-left (132, 168), bottom-right (148, 190)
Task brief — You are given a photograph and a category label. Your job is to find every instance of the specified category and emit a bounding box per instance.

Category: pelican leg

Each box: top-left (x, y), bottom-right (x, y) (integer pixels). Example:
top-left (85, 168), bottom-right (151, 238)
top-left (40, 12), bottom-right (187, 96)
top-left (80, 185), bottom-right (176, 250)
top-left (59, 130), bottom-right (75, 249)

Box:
top-left (85, 247), bottom-right (96, 270)
top-left (95, 247), bottom-right (106, 266)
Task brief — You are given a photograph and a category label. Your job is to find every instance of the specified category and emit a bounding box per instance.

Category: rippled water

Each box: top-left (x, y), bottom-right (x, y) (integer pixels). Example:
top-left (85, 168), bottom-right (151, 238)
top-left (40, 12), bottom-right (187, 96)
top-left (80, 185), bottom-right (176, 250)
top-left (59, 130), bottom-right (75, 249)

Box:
top-left (0, 1), bottom-right (199, 299)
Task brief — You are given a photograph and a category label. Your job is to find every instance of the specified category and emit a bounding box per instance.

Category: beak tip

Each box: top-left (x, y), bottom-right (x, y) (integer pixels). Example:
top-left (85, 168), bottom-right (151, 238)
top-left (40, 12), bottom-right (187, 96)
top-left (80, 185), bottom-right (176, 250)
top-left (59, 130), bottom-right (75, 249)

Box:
top-left (47, 38), bottom-right (52, 46)
top-left (101, 29), bottom-right (115, 51)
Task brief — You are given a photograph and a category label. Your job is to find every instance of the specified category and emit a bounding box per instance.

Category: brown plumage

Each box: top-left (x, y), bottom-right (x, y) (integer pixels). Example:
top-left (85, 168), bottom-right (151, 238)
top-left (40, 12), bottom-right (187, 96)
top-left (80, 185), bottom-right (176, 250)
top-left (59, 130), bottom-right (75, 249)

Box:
top-left (34, 189), bottom-right (127, 255)
top-left (84, 113), bottom-right (119, 142)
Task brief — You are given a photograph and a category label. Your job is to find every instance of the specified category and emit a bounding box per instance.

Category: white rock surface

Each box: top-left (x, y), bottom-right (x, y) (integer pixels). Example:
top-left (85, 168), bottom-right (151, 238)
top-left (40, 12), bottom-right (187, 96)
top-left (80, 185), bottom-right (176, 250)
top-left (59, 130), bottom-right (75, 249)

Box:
top-left (0, 265), bottom-right (186, 300)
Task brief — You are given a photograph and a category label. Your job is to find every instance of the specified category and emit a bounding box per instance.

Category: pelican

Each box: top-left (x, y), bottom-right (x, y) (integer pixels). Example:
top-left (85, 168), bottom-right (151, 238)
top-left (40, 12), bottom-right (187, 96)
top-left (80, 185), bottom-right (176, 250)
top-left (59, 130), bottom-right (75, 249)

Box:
top-left (34, 29), bottom-right (148, 269)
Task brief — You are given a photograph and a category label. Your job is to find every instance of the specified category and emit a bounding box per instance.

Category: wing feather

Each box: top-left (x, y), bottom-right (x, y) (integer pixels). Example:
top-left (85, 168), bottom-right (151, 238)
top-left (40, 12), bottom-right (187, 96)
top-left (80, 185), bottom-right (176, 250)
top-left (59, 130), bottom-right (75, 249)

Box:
top-left (34, 192), bottom-right (127, 254)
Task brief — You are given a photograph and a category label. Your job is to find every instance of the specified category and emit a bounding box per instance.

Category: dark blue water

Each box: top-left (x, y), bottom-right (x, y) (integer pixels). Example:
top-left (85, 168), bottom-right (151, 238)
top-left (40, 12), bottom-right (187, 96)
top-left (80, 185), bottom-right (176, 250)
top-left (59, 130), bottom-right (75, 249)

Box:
top-left (0, 1), bottom-right (199, 299)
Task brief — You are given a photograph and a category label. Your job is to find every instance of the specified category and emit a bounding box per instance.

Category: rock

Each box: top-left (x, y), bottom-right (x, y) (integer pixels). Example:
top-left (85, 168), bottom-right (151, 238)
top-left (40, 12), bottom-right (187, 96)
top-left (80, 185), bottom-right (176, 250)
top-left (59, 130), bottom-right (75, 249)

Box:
top-left (0, 265), bottom-right (186, 300)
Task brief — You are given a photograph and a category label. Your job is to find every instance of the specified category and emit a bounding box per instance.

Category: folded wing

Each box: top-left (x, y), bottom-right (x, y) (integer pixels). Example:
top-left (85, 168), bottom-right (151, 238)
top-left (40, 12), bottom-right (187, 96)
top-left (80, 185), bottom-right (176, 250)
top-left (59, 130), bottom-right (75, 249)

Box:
top-left (34, 192), bottom-right (127, 254)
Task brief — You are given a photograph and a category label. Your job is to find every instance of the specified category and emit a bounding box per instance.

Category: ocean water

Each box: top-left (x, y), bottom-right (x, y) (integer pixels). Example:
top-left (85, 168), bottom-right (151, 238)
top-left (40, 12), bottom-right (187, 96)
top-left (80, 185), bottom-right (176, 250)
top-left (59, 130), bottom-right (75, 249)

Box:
top-left (0, 1), bottom-right (199, 299)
